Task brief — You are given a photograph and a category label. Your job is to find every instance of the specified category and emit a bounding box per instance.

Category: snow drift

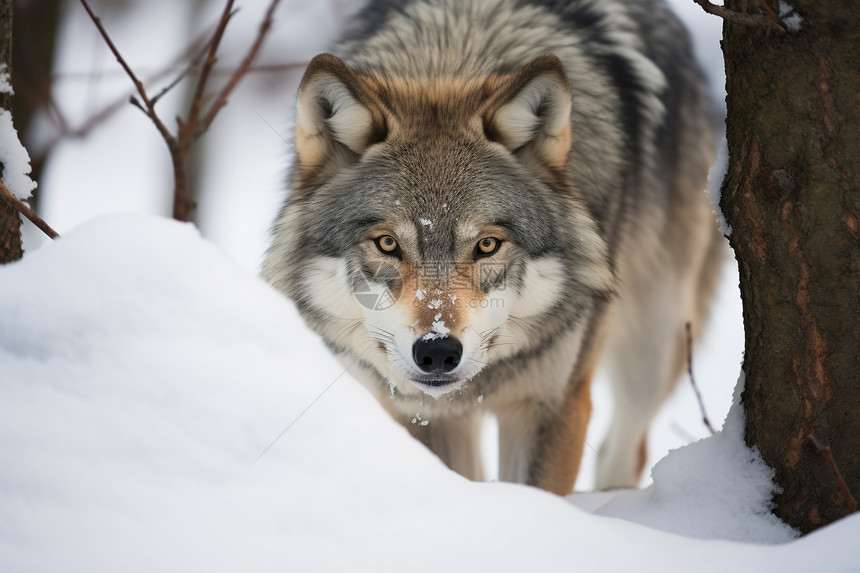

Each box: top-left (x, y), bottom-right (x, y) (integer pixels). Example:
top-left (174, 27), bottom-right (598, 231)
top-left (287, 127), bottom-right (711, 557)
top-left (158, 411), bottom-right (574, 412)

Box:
top-left (1, 215), bottom-right (857, 572)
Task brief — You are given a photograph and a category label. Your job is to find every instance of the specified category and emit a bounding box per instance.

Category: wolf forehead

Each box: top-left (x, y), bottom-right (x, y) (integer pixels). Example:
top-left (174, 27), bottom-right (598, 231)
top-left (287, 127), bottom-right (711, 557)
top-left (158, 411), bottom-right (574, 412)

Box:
top-left (295, 146), bottom-right (566, 256)
top-left (288, 52), bottom-right (593, 258)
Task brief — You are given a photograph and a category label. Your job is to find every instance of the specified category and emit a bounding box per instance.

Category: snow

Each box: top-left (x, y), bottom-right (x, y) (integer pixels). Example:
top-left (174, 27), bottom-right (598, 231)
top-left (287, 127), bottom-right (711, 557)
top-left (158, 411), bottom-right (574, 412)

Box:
top-left (0, 110), bottom-right (38, 200)
top-left (0, 64), bottom-right (11, 94)
top-left (586, 371), bottom-right (798, 543)
top-left (421, 316), bottom-right (451, 341)
top-left (707, 137), bottom-right (731, 236)
top-left (431, 319), bottom-right (450, 336)
top-left (779, 2), bottom-right (803, 31)
top-left (5, 1), bottom-right (859, 570)
top-left (0, 64), bottom-right (38, 201)
top-left (1, 215), bottom-right (859, 572)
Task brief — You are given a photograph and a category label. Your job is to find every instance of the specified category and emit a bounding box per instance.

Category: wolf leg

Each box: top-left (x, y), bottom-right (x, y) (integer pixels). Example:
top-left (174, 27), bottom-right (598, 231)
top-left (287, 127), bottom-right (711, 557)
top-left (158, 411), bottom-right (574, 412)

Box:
top-left (404, 411), bottom-right (485, 482)
top-left (376, 392), bottom-right (485, 481)
top-left (595, 285), bottom-right (690, 489)
top-left (497, 368), bottom-right (593, 495)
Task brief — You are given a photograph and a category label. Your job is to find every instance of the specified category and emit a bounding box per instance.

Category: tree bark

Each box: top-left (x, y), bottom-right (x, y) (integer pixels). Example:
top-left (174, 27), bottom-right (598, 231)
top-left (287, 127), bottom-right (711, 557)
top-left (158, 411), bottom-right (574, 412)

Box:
top-left (721, 0), bottom-right (860, 533)
top-left (0, 0), bottom-right (24, 264)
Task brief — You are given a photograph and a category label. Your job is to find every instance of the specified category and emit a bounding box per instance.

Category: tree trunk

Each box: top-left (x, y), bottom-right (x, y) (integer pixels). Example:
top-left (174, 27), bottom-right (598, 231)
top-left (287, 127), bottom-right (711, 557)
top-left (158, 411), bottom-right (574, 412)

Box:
top-left (721, 0), bottom-right (860, 534)
top-left (0, 0), bottom-right (24, 264)
top-left (11, 0), bottom-right (62, 205)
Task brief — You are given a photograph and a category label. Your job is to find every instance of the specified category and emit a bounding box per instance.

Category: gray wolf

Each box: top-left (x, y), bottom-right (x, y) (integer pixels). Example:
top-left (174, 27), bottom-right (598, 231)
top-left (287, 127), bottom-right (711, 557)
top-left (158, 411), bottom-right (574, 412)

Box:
top-left (263, 0), bottom-right (722, 493)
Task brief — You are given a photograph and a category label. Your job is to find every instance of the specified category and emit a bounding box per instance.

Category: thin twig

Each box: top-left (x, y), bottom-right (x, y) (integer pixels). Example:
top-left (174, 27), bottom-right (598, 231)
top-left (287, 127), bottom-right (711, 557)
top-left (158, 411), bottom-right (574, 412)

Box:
top-left (43, 90), bottom-right (72, 135)
top-left (50, 61), bottom-right (309, 82)
top-left (150, 31), bottom-right (216, 106)
top-left (78, 0), bottom-right (176, 146)
top-left (30, 24), bottom-right (218, 164)
top-left (6, 76), bottom-right (71, 136)
top-left (187, 1), bottom-right (237, 126)
top-left (0, 180), bottom-right (60, 239)
top-left (809, 434), bottom-right (859, 514)
top-left (198, 0), bottom-right (282, 131)
top-left (757, 0), bottom-right (780, 22)
top-left (78, 0), bottom-right (148, 104)
top-left (691, 0), bottom-right (786, 32)
top-left (686, 322), bottom-right (716, 435)
top-left (29, 56), bottom-right (304, 163)
top-left (80, 0), bottom-right (283, 222)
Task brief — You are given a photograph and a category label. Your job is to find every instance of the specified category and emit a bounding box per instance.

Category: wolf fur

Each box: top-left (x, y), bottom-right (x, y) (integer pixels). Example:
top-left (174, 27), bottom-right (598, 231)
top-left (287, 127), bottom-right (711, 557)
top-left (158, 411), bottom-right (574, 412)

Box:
top-left (262, 0), bottom-right (723, 493)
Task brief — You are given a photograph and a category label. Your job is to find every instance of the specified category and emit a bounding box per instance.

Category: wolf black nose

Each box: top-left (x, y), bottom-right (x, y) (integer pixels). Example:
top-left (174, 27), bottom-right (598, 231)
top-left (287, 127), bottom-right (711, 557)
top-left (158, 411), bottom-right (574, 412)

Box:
top-left (412, 337), bottom-right (462, 374)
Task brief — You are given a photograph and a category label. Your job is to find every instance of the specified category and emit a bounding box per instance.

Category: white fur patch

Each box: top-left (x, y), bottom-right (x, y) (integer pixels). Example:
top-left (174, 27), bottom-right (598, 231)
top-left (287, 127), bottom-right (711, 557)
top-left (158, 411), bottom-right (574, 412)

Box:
top-left (493, 74), bottom-right (571, 150)
top-left (301, 257), bottom-right (364, 320)
top-left (297, 74), bottom-right (374, 155)
top-left (509, 257), bottom-right (565, 318)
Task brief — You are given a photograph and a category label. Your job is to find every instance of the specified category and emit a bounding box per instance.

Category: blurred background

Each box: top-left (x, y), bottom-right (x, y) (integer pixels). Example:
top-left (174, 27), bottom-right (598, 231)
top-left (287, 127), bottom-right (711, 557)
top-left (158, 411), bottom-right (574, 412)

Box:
top-left (9, 0), bottom-right (737, 489)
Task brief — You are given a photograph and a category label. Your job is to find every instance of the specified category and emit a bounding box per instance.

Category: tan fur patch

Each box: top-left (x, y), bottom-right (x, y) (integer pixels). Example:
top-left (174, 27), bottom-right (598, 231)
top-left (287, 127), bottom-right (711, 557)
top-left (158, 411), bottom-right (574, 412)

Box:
top-left (531, 320), bottom-right (608, 496)
top-left (294, 123), bottom-right (328, 175)
top-left (535, 365), bottom-right (594, 496)
top-left (636, 436), bottom-right (648, 479)
top-left (367, 74), bottom-right (487, 105)
top-left (541, 123), bottom-right (572, 170)
top-left (406, 262), bottom-right (486, 338)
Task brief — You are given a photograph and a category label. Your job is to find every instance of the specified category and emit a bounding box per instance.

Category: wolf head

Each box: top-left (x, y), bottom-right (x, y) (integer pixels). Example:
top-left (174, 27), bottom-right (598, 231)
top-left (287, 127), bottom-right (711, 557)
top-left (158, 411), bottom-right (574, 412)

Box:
top-left (263, 53), bottom-right (612, 400)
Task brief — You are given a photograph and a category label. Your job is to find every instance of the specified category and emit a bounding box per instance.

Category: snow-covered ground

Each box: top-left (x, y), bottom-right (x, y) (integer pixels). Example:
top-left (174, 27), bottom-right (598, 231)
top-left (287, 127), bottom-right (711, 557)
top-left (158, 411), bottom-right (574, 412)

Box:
top-left (2, 216), bottom-right (858, 572)
top-left (3, 0), bottom-right (859, 571)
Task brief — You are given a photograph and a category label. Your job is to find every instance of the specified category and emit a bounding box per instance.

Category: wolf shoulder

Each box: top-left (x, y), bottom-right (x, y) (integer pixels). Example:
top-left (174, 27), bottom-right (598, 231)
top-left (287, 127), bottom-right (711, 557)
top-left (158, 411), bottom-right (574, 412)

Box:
top-left (337, 0), bottom-right (701, 79)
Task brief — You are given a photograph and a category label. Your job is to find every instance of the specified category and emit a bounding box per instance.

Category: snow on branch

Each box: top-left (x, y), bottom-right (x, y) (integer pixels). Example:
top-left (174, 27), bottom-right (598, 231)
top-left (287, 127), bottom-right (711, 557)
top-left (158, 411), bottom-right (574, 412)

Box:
top-left (0, 64), bottom-right (53, 240)
top-left (0, 179), bottom-right (59, 239)
top-left (0, 65), bottom-right (37, 202)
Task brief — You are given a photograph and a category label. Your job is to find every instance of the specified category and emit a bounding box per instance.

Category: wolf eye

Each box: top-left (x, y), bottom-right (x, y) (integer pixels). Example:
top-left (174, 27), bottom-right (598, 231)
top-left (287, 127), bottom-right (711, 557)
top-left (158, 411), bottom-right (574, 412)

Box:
top-left (375, 235), bottom-right (401, 256)
top-left (475, 237), bottom-right (501, 258)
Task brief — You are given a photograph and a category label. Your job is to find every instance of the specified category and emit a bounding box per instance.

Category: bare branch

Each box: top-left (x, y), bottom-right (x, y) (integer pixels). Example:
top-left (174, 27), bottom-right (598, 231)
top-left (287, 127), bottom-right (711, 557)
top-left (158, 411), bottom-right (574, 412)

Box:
top-left (50, 60), bottom-right (309, 82)
top-left (0, 180), bottom-right (59, 239)
top-left (30, 24), bottom-right (217, 164)
top-left (187, 1), bottom-right (237, 125)
top-left (691, 0), bottom-right (785, 33)
top-left (809, 434), bottom-right (859, 515)
top-left (78, 0), bottom-right (176, 146)
top-left (756, 0), bottom-right (778, 21)
top-left (686, 322), bottom-right (717, 435)
top-left (79, 0), bottom-right (150, 108)
top-left (79, 0), bottom-right (283, 222)
top-left (150, 31), bottom-right (215, 106)
top-left (198, 0), bottom-right (282, 133)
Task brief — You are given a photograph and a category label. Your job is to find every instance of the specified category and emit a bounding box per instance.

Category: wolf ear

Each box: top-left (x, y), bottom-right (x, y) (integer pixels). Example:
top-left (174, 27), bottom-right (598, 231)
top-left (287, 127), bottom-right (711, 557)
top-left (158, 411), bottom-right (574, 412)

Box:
top-left (483, 55), bottom-right (572, 169)
top-left (294, 54), bottom-right (387, 179)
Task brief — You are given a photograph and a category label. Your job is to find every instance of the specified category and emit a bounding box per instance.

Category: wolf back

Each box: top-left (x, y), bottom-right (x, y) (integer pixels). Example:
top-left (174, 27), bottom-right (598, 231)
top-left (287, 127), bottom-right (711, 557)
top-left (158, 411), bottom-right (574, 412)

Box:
top-left (263, 0), bottom-right (722, 493)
